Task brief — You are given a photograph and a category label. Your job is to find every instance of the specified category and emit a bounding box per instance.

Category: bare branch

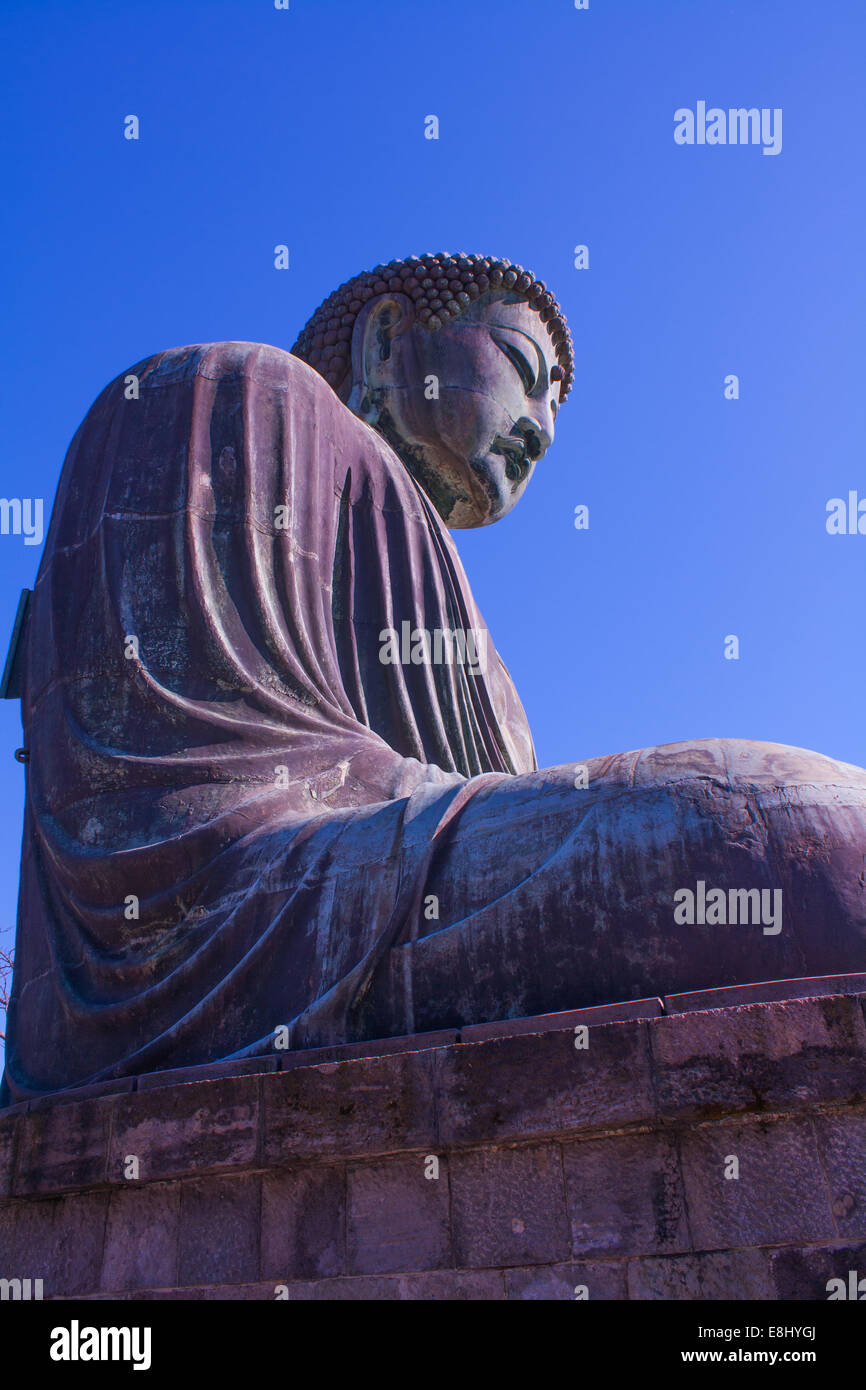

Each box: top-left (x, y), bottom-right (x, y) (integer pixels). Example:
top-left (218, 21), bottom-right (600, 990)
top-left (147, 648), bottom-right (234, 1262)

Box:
top-left (0, 943), bottom-right (14, 1045)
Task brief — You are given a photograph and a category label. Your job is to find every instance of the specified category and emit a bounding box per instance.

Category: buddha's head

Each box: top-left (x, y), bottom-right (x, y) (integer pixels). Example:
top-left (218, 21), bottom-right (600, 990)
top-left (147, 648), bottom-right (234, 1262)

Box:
top-left (291, 253), bottom-right (574, 528)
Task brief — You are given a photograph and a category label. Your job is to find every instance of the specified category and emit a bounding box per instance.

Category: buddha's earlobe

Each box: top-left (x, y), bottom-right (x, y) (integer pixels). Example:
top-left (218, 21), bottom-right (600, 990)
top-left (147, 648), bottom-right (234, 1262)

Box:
top-left (355, 390), bottom-right (380, 428)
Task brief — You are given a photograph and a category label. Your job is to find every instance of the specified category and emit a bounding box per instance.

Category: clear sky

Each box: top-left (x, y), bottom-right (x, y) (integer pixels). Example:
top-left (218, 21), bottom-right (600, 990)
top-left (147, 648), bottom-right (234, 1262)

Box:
top-left (1, 0), bottom-right (865, 1057)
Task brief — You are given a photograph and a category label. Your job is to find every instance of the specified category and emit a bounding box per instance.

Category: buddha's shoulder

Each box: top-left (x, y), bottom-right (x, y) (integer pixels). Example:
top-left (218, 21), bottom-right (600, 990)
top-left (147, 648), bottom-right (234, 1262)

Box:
top-left (129, 341), bottom-right (321, 390)
top-left (77, 341), bottom-right (350, 450)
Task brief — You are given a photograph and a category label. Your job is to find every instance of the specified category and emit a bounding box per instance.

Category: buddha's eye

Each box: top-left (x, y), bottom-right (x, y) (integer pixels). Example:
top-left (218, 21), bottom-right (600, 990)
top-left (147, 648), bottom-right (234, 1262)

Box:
top-left (492, 335), bottom-right (537, 395)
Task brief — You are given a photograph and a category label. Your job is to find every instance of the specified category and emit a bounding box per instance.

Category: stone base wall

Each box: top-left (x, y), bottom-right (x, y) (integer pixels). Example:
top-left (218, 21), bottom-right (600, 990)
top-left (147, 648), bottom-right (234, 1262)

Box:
top-left (2, 978), bottom-right (866, 1300)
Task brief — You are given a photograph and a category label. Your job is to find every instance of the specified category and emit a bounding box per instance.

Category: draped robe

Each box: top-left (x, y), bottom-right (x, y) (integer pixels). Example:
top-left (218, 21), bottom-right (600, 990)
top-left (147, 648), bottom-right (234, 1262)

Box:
top-left (4, 342), bottom-right (866, 1100)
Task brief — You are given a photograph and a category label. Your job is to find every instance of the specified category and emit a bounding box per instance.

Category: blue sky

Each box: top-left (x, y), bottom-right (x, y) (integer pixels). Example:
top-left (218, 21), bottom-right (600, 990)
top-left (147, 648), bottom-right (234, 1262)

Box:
top-left (1, 0), bottom-right (865, 1053)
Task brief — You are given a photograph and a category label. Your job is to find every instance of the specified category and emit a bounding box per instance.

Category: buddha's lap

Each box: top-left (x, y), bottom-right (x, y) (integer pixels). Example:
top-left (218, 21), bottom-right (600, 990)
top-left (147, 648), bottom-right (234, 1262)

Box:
top-left (418, 737), bottom-right (866, 932)
top-left (383, 741), bottom-right (866, 1025)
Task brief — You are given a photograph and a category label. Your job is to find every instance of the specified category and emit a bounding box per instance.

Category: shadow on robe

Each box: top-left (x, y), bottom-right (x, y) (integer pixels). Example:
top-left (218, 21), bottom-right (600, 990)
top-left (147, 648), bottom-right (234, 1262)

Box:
top-left (4, 342), bottom-right (866, 1100)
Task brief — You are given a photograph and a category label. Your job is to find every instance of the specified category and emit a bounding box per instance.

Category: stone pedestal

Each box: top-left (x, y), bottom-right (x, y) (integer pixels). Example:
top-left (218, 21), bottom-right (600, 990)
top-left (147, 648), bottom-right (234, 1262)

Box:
top-left (2, 977), bottom-right (866, 1300)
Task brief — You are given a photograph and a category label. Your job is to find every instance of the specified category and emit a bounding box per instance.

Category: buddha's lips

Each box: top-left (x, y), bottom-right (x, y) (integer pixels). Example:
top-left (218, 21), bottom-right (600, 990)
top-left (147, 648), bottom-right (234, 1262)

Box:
top-left (490, 435), bottom-right (530, 480)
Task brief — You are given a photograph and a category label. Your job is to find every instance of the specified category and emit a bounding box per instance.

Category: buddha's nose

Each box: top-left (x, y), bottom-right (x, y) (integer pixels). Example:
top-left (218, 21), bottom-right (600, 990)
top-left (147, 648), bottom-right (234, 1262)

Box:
top-left (515, 416), bottom-right (552, 463)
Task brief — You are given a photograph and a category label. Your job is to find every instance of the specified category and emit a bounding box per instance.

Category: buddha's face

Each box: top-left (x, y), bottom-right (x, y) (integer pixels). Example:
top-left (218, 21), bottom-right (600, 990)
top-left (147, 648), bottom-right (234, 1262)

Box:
top-left (342, 292), bottom-right (563, 527)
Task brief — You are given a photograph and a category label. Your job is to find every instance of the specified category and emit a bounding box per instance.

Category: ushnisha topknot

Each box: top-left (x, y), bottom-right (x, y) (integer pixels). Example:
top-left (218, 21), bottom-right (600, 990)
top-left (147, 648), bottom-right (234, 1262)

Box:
top-left (291, 252), bottom-right (575, 402)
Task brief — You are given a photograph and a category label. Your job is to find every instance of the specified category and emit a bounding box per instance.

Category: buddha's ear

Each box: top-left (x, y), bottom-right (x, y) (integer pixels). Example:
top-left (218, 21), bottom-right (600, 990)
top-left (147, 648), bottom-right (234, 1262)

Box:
top-left (347, 294), bottom-right (415, 413)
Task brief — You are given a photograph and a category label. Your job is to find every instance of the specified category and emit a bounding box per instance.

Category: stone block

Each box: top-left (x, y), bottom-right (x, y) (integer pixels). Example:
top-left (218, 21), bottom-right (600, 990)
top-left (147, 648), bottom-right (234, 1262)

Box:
top-left (679, 1117), bottom-right (834, 1249)
top-left (650, 996), bottom-right (866, 1121)
top-left (812, 1113), bottom-right (866, 1238)
top-left (347, 1155), bottom-right (451, 1274)
top-left (9, 1191), bottom-right (109, 1297)
top-left (134, 1282), bottom-right (278, 1300)
top-left (272, 1270), bottom-right (506, 1299)
top-left (61, 1291), bottom-right (135, 1301)
top-left (0, 1114), bottom-right (18, 1197)
top-left (506, 1260), bottom-right (627, 1300)
top-left (437, 1022), bottom-right (655, 1147)
top-left (398, 1269), bottom-right (505, 1299)
top-left (178, 1174), bottom-right (261, 1287)
top-left (110, 1076), bottom-right (259, 1183)
top-left (101, 1182), bottom-right (181, 1292)
top-left (262, 1050), bottom-right (437, 1164)
top-left (450, 1144), bottom-right (569, 1268)
top-left (261, 1164), bottom-right (346, 1281)
top-left (0, 1200), bottom-right (15, 1266)
top-left (628, 1249), bottom-right (776, 1300)
top-left (563, 1131), bottom-right (689, 1257)
top-left (14, 1097), bottom-right (113, 1194)
top-left (274, 1274), bottom-right (404, 1300)
top-left (771, 1242), bottom-right (866, 1300)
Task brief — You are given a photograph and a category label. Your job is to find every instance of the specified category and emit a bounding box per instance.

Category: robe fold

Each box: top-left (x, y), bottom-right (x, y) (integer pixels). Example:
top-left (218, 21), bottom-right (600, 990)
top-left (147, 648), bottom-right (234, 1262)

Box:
top-left (3, 343), bottom-right (534, 1096)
